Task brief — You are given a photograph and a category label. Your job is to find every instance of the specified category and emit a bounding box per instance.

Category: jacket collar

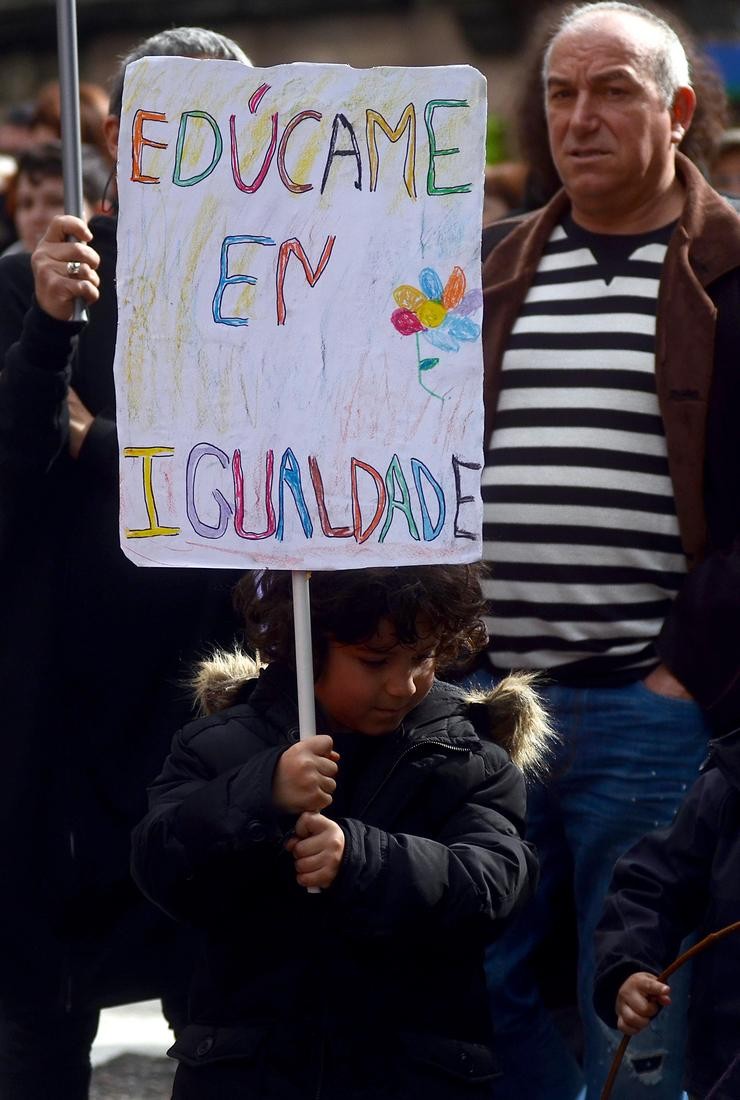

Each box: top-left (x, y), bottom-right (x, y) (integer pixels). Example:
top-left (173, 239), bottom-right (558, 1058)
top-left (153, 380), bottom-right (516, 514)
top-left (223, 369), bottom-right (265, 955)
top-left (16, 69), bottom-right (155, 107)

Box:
top-left (398, 680), bottom-right (478, 745)
top-left (673, 153), bottom-right (740, 286)
top-left (237, 662), bottom-right (300, 740)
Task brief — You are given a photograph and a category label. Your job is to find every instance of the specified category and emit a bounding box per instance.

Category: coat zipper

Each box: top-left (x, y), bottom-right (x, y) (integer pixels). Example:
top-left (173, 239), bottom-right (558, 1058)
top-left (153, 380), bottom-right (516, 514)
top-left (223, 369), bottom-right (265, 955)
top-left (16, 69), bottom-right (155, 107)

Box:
top-left (358, 738), bottom-right (471, 817)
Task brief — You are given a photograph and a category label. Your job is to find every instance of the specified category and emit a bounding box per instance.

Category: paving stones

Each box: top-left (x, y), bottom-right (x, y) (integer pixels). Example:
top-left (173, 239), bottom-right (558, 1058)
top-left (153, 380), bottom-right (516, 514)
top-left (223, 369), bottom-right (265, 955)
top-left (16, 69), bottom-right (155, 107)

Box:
top-left (90, 1054), bottom-right (176, 1100)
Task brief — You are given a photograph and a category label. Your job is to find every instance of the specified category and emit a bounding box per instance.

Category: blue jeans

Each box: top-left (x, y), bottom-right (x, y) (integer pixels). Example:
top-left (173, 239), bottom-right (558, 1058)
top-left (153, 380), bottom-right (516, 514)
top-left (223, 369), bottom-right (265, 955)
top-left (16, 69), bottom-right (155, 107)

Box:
top-left (483, 679), bottom-right (709, 1100)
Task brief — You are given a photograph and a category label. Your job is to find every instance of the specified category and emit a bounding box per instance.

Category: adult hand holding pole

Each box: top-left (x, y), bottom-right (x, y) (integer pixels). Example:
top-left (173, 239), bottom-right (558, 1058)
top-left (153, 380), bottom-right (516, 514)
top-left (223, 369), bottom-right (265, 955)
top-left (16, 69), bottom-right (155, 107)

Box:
top-left (31, 214), bottom-right (99, 321)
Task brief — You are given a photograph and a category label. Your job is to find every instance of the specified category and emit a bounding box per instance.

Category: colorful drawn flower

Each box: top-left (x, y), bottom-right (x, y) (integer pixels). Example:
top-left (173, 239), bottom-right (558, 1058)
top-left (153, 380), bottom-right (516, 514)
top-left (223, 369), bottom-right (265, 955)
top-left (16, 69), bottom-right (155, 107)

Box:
top-left (390, 266), bottom-right (482, 400)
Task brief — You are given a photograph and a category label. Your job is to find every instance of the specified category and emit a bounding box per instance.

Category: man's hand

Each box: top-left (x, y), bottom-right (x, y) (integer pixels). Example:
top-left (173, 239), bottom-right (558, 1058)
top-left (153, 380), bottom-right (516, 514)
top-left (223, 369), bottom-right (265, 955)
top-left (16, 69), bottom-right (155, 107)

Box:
top-left (31, 214), bottom-right (100, 322)
top-left (285, 812), bottom-right (345, 889)
top-left (67, 387), bottom-right (94, 459)
top-left (272, 735), bottom-right (339, 814)
top-left (642, 663), bottom-right (693, 701)
top-left (616, 972), bottom-right (671, 1036)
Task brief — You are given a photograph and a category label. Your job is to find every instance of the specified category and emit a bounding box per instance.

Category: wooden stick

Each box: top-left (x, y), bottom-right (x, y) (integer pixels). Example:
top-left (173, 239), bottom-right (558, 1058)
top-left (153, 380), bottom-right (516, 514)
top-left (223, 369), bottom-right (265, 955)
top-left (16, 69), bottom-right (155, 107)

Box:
top-left (600, 920), bottom-right (740, 1099)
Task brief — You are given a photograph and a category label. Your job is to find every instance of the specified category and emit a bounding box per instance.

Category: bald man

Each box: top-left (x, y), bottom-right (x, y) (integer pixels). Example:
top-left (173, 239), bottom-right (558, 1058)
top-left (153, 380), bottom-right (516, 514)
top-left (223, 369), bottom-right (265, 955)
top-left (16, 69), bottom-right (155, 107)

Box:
top-left (478, 3), bottom-right (740, 1097)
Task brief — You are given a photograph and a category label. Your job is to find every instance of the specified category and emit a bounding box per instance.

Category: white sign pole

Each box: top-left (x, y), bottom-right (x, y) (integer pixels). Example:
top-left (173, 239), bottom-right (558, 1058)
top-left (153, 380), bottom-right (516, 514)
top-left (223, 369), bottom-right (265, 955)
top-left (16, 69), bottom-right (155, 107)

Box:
top-left (291, 570), bottom-right (317, 742)
top-left (291, 569), bottom-right (320, 892)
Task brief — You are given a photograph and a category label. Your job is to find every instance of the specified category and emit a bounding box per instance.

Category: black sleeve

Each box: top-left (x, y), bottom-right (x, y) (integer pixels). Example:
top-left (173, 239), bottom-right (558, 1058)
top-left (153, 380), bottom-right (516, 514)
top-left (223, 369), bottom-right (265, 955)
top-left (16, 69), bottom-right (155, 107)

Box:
top-left (0, 301), bottom-right (83, 475)
top-left (0, 252), bottom-right (35, 361)
top-left (131, 719), bottom-right (293, 925)
top-left (656, 549), bottom-right (740, 732)
top-left (656, 270), bottom-right (740, 732)
top-left (593, 770), bottom-right (724, 1027)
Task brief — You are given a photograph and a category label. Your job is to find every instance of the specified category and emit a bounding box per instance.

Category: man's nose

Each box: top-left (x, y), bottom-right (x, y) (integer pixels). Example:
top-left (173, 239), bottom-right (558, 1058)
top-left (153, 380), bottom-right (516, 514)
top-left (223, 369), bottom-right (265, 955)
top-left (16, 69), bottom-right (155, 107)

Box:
top-left (571, 91), bottom-right (598, 130)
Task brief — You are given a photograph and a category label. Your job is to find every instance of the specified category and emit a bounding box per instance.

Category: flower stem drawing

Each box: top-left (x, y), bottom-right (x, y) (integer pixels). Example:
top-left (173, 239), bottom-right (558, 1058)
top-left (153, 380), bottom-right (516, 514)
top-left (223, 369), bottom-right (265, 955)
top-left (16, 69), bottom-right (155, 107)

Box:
top-left (415, 333), bottom-right (442, 400)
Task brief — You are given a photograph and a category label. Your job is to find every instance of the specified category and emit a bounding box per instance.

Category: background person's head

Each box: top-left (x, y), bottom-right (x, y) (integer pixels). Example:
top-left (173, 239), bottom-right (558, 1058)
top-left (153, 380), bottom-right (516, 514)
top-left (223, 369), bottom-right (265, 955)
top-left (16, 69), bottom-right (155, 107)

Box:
top-left (31, 80), bottom-right (112, 165)
top-left (542, 1), bottom-right (695, 227)
top-left (710, 129), bottom-right (740, 198)
top-left (6, 140), bottom-right (110, 250)
top-left (515, 1), bottom-right (725, 211)
top-left (104, 26), bottom-right (252, 161)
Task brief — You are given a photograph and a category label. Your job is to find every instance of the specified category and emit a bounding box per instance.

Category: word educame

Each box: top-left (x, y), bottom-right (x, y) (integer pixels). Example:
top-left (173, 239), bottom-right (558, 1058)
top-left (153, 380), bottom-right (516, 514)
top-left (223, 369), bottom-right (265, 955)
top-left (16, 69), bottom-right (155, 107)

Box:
top-left (130, 90), bottom-right (472, 199)
top-left (124, 445), bottom-right (481, 544)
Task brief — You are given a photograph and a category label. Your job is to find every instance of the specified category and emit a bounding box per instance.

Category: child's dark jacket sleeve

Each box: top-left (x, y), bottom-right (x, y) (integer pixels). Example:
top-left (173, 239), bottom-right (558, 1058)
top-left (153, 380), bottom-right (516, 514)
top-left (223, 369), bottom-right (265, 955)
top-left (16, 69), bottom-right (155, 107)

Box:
top-left (593, 769), bottom-right (724, 1027)
top-left (131, 713), bottom-right (293, 923)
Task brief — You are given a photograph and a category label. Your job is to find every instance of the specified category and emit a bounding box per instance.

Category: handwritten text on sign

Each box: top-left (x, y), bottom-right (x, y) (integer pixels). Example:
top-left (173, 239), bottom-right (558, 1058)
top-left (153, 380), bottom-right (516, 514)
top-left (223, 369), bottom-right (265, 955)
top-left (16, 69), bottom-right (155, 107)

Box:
top-left (113, 59), bottom-right (486, 568)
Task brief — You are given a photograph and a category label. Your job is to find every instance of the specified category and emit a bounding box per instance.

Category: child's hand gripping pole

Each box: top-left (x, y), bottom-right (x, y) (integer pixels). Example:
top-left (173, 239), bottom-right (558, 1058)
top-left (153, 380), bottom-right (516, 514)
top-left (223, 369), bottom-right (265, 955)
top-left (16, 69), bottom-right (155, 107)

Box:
top-left (291, 571), bottom-right (321, 893)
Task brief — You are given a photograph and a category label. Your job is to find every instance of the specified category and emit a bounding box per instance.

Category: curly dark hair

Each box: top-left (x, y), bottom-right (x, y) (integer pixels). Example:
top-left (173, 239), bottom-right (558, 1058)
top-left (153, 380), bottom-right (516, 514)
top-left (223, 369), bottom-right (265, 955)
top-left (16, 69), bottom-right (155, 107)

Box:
top-left (234, 564), bottom-right (488, 675)
top-left (515, 0), bottom-right (729, 209)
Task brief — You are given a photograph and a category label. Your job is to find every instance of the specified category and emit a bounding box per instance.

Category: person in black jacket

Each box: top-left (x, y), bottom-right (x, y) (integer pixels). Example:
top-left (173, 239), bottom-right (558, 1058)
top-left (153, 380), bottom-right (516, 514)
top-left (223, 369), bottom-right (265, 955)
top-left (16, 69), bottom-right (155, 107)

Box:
top-left (132, 564), bottom-right (553, 1100)
top-left (0, 27), bottom-right (251, 1100)
top-left (593, 726), bottom-right (740, 1099)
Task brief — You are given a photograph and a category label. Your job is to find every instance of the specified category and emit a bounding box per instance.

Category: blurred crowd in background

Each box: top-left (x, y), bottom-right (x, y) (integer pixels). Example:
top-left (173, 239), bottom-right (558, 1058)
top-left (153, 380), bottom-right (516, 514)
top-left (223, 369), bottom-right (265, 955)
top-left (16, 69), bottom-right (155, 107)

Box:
top-left (0, 0), bottom-right (738, 257)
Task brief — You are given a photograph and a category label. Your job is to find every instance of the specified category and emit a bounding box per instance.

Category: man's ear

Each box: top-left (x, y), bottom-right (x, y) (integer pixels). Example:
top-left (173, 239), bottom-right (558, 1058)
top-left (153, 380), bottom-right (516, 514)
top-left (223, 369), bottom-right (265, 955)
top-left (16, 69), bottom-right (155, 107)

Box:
top-left (103, 114), bottom-right (120, 162)
top-left (670, 85), bottom-right (696, 146)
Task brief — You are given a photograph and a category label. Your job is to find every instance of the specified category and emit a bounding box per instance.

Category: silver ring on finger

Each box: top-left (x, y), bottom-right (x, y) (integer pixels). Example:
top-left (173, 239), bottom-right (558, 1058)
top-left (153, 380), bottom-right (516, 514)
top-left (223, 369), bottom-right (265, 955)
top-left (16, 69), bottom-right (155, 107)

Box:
top-left (66, 260), bottom-right (82, 276)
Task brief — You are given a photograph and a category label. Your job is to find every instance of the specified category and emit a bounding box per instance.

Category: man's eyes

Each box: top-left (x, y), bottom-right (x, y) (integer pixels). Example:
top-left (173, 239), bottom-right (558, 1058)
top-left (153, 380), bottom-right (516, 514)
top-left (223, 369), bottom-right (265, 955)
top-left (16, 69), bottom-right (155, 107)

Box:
top-left (548, 85), bottom-right (630, 101)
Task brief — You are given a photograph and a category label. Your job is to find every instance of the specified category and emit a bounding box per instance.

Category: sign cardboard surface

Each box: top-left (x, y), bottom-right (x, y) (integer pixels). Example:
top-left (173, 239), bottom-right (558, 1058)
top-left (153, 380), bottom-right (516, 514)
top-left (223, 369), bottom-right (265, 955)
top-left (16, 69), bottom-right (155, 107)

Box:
top-left (114, 57), bottom-right (486, 568)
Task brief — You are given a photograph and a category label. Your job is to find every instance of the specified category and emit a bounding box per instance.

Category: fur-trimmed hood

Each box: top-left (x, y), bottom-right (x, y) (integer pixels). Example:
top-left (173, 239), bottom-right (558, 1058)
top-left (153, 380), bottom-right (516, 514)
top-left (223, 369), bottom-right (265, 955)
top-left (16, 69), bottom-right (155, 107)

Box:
top-left (191, 650), bottom-right (555, 780)
top-left (462, 673), bottom-right (555, 782)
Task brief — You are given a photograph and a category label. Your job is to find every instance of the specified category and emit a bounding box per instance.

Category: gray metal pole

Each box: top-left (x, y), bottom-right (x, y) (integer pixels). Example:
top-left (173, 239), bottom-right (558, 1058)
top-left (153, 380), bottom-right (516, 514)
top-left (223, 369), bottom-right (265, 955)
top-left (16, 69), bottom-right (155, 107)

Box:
top-left (56, 0), bottom-right (86, 320)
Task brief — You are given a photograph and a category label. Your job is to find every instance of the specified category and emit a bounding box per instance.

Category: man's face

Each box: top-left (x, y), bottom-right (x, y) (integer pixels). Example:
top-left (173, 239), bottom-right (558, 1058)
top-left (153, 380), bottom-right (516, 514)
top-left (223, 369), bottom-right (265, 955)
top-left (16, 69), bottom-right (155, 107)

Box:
top-left (545, 15), bottom-right (683, 225)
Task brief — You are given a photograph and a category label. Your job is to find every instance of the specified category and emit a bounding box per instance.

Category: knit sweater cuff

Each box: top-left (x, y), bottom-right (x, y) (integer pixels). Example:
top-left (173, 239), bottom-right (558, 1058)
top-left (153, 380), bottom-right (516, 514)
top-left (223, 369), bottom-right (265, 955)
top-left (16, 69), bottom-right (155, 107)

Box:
top-left (18, 301), bottom-right (85, 374)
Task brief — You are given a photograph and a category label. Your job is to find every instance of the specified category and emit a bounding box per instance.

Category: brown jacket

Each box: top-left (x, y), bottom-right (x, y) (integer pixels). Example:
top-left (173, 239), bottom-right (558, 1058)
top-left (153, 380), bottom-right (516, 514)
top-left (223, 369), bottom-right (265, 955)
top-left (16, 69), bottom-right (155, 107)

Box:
top-left (480, 153), bottom-right (740, 728)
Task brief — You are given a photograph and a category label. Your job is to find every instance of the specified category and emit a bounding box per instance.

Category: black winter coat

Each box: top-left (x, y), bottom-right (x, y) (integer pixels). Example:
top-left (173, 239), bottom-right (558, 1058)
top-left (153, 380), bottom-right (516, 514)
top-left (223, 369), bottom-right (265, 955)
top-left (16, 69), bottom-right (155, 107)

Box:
top-left (0, 217), bottom-right (240, 1009)
top-left (132, 662), bottom-right (540, 1100)
top-left (593, 727), bottom-right (740, 1099)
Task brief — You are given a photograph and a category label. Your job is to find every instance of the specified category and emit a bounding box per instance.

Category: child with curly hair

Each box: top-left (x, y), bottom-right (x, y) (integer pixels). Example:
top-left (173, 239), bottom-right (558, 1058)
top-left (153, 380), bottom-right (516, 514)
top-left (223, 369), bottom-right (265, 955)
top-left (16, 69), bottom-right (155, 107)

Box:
top-left (132, 564), bottom-right (553, 1100)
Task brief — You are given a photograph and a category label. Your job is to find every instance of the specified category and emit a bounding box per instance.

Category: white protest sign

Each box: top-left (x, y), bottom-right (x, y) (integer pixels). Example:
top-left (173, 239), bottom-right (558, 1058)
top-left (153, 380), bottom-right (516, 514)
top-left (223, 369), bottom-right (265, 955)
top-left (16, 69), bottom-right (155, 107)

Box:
top-left (114, 58), bottom-right (486, 569)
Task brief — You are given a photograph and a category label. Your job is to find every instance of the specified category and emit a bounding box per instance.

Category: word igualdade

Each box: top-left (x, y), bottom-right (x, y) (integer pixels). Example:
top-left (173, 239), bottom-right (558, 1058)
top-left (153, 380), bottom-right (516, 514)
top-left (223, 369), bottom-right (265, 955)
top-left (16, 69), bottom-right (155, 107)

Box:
top-left (123, 445), bottom-right (481, 546)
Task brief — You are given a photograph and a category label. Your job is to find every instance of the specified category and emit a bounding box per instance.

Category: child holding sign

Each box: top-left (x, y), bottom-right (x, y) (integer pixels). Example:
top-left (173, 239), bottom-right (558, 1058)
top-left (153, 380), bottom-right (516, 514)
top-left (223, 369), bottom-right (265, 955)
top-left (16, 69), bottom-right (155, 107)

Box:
top-left (132, 564), bottom-right (552, 1099)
